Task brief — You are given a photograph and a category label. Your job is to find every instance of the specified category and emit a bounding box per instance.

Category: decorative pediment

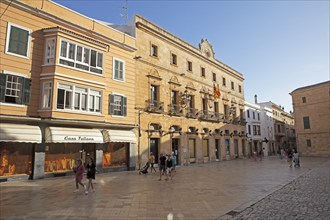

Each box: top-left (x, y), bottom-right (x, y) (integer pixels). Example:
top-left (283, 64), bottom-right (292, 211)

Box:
top-left (169, 76), bottom-right (181, 86)
top-left (146, 68), bottom-right (162, 80)
top-left (186, 82), bottom-right (196, 91)
top-left (199, 39), bottom-right (215, 59)
top-left (222, 94), bottom-right (229, 101)
top-left (200, 86), bottom-right (209, 94)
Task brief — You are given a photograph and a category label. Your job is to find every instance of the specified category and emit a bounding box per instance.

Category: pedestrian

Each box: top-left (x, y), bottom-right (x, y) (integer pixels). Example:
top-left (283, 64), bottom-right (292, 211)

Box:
top-left (171, 151), bottom-right (177, 172)
top-left (280, 148), bottom-right (285, 160)
top-left (259, 149), bottom-right (263, 161)
top-left (293, 149), bottom-right (300, 167)
top-left (86, 157), bottom-right (96, 194)
top-left (287, 148), bottom-right (293, 167)
top-left (73, 159), bottom-right (87, 194)
top-left (166, 154), bottom-right (173, 180)
top-left (158, 153), bottom-right (167, 181)
top-left (149, 152), bottom-right (157, 173)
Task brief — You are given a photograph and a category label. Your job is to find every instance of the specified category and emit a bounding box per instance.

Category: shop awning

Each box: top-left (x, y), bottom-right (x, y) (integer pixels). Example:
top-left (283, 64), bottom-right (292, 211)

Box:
top-left (0, 123), bottom-right (42, 143)
top-left (45, 127), bottom-right (103, 143)
top-left (103, 129), bottom-right (137, 143)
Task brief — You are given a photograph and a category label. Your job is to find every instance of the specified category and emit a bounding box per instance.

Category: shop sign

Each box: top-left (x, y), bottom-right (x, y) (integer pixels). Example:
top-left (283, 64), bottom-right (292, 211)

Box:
top-left (64, 136), bottom-right (94, 141)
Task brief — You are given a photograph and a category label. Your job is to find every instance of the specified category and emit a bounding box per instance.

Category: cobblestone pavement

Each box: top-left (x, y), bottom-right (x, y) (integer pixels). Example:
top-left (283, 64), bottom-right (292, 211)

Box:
top-left (219, 159), bottom-right (330, 220)
top-left (0, 157), bottom-right (329, 220)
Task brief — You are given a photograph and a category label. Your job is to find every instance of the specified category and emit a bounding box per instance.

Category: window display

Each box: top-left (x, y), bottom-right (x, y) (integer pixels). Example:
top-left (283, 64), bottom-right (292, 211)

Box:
top-left (0, 143), bottom-right (32, 177)
top-left (103, 143), bottom-right (128, 168)
top-left (44, 143), bottom-right (95, 173)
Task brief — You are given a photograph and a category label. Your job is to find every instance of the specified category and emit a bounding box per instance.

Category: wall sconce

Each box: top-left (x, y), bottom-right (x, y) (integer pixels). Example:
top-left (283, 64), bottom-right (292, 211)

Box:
top-left (262, 137), bottom-right (269, 143)
top-left (195, 128), bottom-right (199, 135)
top-left (134, 55), bottom-right (142, 60)
top-left (230, 132), bottom-right (233, 138)
top-left (219, 131), bottom-right (223, 136)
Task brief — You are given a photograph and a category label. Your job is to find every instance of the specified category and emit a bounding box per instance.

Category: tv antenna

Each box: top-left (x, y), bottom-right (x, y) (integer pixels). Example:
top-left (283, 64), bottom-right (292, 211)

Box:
top-left (120, 0), bottom-right (128, 24)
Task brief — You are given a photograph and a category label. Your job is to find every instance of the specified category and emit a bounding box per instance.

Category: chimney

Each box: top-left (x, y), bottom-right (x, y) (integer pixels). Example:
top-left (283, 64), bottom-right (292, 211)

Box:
top-left (254, 94), bottom-right (258, 104)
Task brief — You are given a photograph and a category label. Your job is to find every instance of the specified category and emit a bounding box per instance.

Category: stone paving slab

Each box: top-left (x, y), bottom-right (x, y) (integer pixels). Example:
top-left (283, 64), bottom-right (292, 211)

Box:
top-left (0, 157), bottom-right (328, 220)
top-left (218, 158), bottom-right (330, 220)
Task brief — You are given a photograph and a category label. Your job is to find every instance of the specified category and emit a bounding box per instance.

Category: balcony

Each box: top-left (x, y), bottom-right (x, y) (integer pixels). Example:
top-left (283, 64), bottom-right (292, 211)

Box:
top-left (168, 104), bottom-right (183, 116)
top-left (145, 99), bottom-right (164, 113)
top-left (186, 107), bottom-right (199, 119)
top-left (199, 111), bottom-right (224, 122)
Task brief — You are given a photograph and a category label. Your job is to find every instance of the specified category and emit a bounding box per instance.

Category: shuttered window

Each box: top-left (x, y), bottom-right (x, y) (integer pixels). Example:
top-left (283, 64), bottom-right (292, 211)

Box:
top-left (0, 74), bottom-right (31, 105)
top-left (109, 94), bottom-right (127, 116)
top-left (6, 23), bottom-right (31, 58)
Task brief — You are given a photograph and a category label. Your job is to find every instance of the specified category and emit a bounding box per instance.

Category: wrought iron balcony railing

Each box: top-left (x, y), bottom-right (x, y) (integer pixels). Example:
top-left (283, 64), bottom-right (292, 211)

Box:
top-left (145, 99), bottom-right (164, 113)
top-left (168, 104), bottom-right (183, 116)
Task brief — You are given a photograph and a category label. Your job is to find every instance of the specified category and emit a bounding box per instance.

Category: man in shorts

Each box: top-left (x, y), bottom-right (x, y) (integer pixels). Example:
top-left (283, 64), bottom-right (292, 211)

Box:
top-left (158, 153), bottom-right (167, 181)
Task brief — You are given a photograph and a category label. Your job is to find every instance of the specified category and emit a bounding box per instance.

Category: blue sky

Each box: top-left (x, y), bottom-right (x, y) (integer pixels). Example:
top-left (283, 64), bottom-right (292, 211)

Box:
top-left (53, 0), bottom-right (329, 112)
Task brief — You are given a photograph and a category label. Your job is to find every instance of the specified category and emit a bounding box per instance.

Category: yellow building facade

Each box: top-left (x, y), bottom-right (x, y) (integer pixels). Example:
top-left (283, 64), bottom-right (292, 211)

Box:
top-left (0, 0), bottom-right (137, 180)
top-left (290, 81), bottom-right (330, 157)
top-left (134, 15), bottom-right (246, 167)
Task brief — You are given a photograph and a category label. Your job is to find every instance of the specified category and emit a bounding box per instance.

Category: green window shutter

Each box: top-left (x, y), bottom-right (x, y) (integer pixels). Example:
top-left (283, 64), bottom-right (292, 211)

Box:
top-left (123, 96), bottom-right (127, 116)
top-left (0, 74), bottom-right (7, 102)
top-left (22, 78), bottom-right (31, 105)
top-left (9, 26), bottom-right (29, 56)
top-left (109, 94), bottom-right (114, 115)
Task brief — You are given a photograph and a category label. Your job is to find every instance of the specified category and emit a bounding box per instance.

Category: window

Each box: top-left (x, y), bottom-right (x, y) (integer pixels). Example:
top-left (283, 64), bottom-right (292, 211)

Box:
top-left (59, 39), bottom-right (103, 74)
top-left (113, 58), bottom-right (125, 81)
top-left (57, 84), bottom-right (72, 109)
top-left (247, 110), bottom-right (250, 118)
top-left (0, 74), bottom-right (31, 105)
top-left (253, 112), bottom-right (255, 119)
top-left (44, 38), bottom-right (56, 65)
top-left (171, 53), bottom-right (177, 65)
top-left (42, 82), bottom-right (52, 109)
top-left (187, 61), bottom-right (192, 72)
top-left (222, 77), bottom-right (226, 86)
top-left (74, 87), bottom-right (87, 111)
top-left (151, 44), bottom-right (158, 57)
top-left (303, 116), bottom-right (310, 129)
top-left (257, 113), bottom-right (260, 120)
top-left (109, 94), bottom-right (127, 116)
top-left (239, 85), bottom-right (242, 93)
top-left (5, 23), bottom-right (31, 58)
top-left (56, 83), bottom-right (101, 113)
top-left (214, 102), bottom-right (219, 113)
top-left (302, 97), bottom-right (306, 103)
top-left (89, 90), bottom-right (101, 113)
top-left (248, 125), bottom-right (251, 134)
top-left (201, 67), bottom-right (205, 77)
top-left (306, 139), bottom-right (311, 147)
top-left (212, 72), bottom-right (216, 81)
top-left (231, 81), bottom-right (234, 90)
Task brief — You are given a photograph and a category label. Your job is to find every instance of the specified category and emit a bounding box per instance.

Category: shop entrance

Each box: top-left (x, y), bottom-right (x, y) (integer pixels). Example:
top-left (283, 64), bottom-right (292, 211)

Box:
top-left (150, 138), bottom-right (159, 164)
top-left (172, 138), bottom-right (179, 165)
top-left (215, 139), bottom-right (220, 160)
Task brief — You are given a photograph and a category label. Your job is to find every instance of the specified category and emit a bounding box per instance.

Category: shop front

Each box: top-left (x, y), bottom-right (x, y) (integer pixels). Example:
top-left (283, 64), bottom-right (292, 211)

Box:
top-left (43, 126), bottom-right (103, 177)
top-left (0, 123), bottom-right (41, 181)
top-left (102, 129), bottom-right (136, 171)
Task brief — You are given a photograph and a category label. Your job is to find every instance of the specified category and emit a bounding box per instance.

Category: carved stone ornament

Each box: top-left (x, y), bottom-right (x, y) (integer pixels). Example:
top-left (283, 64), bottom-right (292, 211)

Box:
top-left (199, 39), bottom-right (215, 59)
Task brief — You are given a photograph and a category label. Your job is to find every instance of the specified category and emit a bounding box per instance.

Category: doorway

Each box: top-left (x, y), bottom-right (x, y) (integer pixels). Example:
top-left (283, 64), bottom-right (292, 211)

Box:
top-left (172, 138), bottom-right (179, 165)
top-left (215, 139), bottom-right (220, 160)
top-left (150, 138), bottom-right (159, 164)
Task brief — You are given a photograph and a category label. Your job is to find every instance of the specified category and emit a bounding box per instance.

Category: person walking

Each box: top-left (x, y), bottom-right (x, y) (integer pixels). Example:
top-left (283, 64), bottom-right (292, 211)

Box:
top-left (73, 159), bottom-right (87, 194)
top-left (166, 154), bottom-right (173, 180)
top-left (171, 151), bottom-right (177, 172)
top-left (149, 152), bottom-right (157, 173)
top-left (86, 158), bottom-right (96, 194)
top-left (158, 153), bottom-right (167, 181)
top-left (287, 148), bottom-right (293, 167)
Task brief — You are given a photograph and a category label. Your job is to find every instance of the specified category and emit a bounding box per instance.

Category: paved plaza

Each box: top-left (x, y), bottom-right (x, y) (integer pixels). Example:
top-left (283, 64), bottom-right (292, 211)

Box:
top-left (0, 157), bottom-right (329, 220)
